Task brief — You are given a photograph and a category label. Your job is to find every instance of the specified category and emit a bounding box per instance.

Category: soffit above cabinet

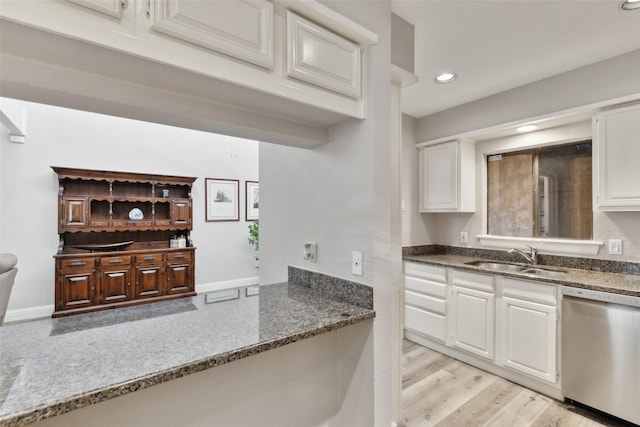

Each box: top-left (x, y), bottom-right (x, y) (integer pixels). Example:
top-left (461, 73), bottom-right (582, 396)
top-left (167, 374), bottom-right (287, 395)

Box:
top-left (0, 0), bottom-right (379, 148)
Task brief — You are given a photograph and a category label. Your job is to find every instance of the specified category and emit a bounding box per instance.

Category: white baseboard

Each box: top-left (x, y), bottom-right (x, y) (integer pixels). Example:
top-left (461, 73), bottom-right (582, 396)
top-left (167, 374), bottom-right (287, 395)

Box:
top-left (4, 304), bottom-right (54, 324)
top-left (196, 276), bottom-right (259, 294)
top-left (3, 277), bottom-right (259, 324)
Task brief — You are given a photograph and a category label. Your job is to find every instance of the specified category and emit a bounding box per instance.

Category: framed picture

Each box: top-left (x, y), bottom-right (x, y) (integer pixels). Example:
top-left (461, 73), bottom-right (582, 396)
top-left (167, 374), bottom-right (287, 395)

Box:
top-left (205, 178), bottom-right (239, 222)
top-left (245, 181), bottom-right (259, 221)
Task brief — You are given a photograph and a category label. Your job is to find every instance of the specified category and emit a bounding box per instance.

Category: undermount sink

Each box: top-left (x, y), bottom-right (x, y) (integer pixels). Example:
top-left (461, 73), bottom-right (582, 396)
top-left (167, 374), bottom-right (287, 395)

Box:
top-left (464, 260), bottom-right (566, 278)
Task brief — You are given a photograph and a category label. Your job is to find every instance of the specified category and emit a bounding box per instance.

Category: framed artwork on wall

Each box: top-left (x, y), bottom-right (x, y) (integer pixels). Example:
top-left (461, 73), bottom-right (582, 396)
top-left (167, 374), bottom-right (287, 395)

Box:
top-left (246, 181), bottom-right (259, 221)
top-left (205, 178), bottom-right (240, 222)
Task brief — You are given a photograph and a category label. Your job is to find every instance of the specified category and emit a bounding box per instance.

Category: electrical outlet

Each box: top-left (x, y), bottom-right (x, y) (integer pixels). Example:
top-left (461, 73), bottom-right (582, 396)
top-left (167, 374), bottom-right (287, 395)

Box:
top-left (303, 243), bottom-right (317, 262)
top-left (352, 251), bottom-right (363, 276)
top-left (460, 232), bottom-right (468, 244)
top-left (608, 239), bottom-right (623, 255)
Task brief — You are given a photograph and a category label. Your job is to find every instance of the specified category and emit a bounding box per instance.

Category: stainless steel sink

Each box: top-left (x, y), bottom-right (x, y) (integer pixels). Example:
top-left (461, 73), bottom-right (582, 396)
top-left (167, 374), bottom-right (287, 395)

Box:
top-left (465, 261), bottom-right (526, 272)
top-left (464, 260), bottom-right (566, 278)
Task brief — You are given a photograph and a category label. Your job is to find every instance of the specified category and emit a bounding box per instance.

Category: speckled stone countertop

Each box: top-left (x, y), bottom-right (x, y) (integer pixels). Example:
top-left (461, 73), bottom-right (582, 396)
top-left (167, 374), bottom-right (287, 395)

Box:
top-left (0, 278), bottom-right (375, 426)
top-left (404, 253), bottom-right (640, 297)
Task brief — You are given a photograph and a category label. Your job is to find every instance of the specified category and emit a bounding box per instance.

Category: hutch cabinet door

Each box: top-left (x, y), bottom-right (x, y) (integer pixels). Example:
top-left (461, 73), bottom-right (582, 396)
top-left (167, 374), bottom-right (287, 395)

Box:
top-left (62, 197), bottom-right (89, 229)
top-left (58, 271), bottom-right (96, 311)
top-left (171, 201), bottom-right (191, 226)
top-left (134, 264), bottom-right (164, 298)
top-left (101, 267), bottom-right (132, 304)
top-left (166, 263), bottom-right (193, 294)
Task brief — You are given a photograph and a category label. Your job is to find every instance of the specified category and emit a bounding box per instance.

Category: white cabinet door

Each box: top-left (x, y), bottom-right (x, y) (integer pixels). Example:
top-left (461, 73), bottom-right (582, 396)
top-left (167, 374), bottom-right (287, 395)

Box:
top-left (67, 0), bottom-right (124, 18)
top-left (595, 103), bottom-right (640, 211)
top-left (286, 11), bottom-right (362, 99)
top-left (150, 0), bottom-right (274, 69)
top-left (450, 286), bottom-right (494, 360)
top-left (419, 139), bottom-right (475, 212)
top-left (500, 297), bottom-right (557, 383)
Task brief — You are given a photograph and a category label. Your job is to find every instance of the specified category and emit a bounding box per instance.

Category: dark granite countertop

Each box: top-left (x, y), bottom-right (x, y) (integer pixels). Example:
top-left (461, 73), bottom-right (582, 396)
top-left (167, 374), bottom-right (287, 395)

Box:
top-left (404, 253), bottom-right (640, 297)
top-left (0, 280), bottom-right (375, 426)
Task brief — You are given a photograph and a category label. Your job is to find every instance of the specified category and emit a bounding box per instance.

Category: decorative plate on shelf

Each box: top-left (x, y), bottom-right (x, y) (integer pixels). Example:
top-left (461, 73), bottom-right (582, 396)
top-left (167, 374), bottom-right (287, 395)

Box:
top-left (128, 208), bottom-right (144, 220)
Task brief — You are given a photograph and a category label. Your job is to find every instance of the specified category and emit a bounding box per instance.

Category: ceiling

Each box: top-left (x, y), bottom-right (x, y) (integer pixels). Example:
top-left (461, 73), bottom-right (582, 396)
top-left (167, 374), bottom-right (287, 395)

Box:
top-left (391, 0), bottom-right (640, 119)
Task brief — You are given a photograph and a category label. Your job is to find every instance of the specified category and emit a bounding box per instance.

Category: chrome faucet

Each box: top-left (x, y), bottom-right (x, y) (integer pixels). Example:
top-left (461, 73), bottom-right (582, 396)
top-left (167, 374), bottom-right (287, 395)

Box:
top-left (508, 245), bottom-right (538, 265)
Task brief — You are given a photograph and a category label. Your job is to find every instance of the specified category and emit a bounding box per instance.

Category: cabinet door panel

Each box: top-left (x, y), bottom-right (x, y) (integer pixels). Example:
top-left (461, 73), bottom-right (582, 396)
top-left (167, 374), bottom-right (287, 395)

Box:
top-left (421, 141), bottom-right (457, 211)
top-left (451, 286), bottom-right (494, 360)
top-left (500, 297), bottom-right (557, 382)
top-left (596, 103), bottom-right (640, 210)
top-left (166, 263), bottom-right (193, 294)
top-left (63, 197), bottom-right (89, 228)
top-left (59, 271), bottom-right (95, 310)
top-left (404, 305), bottom-right (447, 343)
top-left (101, 268), bottom-right (132, 304)
top-left (150, 0), bottom-right (273, 69)
top-left (135, 265), bottom-right (164, 298)
top-left (171, 201), bottom-right (191, 226)
top-left (286, 11), bottom-right (361, 99)
top-left (67, 0), bottom-right (124, 18)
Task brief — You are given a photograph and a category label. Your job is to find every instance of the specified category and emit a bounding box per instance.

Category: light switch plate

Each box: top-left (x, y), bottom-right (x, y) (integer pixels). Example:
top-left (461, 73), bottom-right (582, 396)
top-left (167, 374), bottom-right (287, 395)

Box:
top-left (608, 239), bottom-right (622, 255)
top-left (460, 232), bottom-right (468, 244)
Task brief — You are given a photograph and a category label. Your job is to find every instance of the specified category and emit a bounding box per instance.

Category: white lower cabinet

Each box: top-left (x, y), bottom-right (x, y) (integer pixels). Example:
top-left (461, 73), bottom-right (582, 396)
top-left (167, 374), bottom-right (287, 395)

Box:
top-left (497, 277), bottom-right (558, 383)
top-left (403, 262), bottom-right (448, 343)
top-left (403, 262), bottom-right (561, 397)
top-left (450, 270), bottom-right (495, 360)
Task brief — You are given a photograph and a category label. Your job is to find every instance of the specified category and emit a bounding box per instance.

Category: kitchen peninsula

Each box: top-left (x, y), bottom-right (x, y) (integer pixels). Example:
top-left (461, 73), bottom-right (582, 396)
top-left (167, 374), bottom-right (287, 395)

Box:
top-left (0, 268), bottom-right (375, 427)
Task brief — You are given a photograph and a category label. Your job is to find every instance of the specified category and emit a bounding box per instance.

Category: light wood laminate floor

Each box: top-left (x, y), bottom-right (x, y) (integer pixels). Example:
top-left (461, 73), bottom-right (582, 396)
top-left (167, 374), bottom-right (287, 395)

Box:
top-left (401, 339), bottom-right (632, 427)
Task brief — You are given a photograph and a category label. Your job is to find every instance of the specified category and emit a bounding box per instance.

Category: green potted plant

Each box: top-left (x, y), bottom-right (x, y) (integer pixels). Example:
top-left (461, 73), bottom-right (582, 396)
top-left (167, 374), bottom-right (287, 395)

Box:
top-left (248, 220), bottom-right (259, 268)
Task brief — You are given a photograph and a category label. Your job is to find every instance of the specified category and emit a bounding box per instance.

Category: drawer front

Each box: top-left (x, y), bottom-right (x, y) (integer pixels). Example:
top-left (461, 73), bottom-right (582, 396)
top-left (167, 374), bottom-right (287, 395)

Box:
top-left (100, 255), bottom-right (132, 267)
top-left (404, 305), bottom-right (447, 343)
top-left (404, 261), bottom-right (447, 283)
top-left (405, 290), bottom-right (446, 315)
top-left (451, 269), bottom-right (494, 293)
top-left (90, 220), bottom-right (109, 227)
top-left (154, 219), bottom-right (171, 227)
top-left (112, 220), bottom-right (153, 227)
top-left (135, 253), bottom-right (164, 264)
top-left (501, 277), bottom-right (558, 306)
top-left (167, 251), bottom-right (192, 262)
top-left (405, 276), bottom-right (447, 298)
top-left (60, 258), bottom-right (96, 270)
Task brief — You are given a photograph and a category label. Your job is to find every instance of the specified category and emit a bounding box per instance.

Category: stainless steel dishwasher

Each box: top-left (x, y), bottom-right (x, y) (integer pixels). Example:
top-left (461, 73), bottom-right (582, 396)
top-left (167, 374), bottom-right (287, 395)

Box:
top-left (562, 286), bottom-right (640, 425)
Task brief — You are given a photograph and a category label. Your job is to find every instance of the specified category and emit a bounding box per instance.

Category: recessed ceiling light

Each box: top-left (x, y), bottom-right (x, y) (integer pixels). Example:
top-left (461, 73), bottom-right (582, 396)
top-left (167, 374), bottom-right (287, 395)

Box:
top-left (434, 72), bottom-right (457, 84)
top-left (620, 0), bottom-right (640, 10)
top-left (516, 124), bottom-right (538, 133)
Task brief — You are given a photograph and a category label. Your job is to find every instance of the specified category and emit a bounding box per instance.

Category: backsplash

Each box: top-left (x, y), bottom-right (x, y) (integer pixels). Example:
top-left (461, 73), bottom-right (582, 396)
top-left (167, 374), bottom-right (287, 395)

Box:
top-left (402, 245), bottom-right (640, 275)
top-left (288, 266), bottom-right (373, 309)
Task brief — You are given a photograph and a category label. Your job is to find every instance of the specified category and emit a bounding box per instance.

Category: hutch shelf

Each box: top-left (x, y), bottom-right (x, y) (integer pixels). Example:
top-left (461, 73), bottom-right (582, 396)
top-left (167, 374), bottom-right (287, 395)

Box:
top-left (52, 167), bottom-right (197, 317)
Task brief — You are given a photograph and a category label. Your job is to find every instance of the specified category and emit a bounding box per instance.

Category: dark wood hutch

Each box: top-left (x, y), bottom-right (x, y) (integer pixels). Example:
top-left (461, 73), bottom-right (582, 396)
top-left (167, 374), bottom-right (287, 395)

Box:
top-left (52, 167), bottom-right (197, 317)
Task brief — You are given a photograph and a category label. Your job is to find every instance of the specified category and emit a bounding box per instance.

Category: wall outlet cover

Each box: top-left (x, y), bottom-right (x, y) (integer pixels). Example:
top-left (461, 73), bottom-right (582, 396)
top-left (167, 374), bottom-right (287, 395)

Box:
top-left (608, 239), bottom-right (622, 255)
top-left (352, 250), bottom-right (363, 276)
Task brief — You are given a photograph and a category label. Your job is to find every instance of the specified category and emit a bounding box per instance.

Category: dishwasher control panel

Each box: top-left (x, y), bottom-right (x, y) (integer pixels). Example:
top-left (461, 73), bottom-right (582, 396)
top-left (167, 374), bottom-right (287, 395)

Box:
top-left (562, 286), bottom-right (640, 308)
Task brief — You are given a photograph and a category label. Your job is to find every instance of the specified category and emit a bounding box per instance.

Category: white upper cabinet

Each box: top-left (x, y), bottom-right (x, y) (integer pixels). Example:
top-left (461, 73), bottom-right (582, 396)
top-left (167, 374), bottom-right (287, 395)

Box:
top-left (67, 0), bottom-right (125, 18)
top-left (150, 0), bottom-right (274, 69)
top-left (419, 139), bottom-right (476, 213)
top-left (286, 11), bottom-right (361, 99)
top-left (594, 103), bottom-right (640, 211)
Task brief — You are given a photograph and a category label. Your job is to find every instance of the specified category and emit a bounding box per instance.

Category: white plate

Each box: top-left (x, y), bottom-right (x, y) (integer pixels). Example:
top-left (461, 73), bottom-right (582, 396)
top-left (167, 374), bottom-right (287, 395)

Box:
top-left (128, 208), bottom-right (144, 220)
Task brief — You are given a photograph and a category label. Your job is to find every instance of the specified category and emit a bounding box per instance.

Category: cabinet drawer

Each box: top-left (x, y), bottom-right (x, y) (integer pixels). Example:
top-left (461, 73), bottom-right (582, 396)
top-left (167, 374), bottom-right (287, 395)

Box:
top-left (405, 276), bottom-right (446, 298)
top-left (100, 255), bottom-right (132, 267)
top-left (405, 290), bottom-right (446, 315)
top-left (60, 258), bottom-right (96, 270)
top-left (135, 253), bottom-right (163, 264)
top-left (154, 219), bottom-right (171, 227)
top-left (112, 220), bottom-right (153, 227)
top-left (404, 305), bottom-right (447, 343)
top-left (167, 251), bottom-right (192, 262)
top-left (90, 220), bottom-right (109, 227)
top-left (404, 262), bottom-right (447, 282)
top-left (451, 269), bottom-right (494, 293)
top-left (501, 277), bottom-right (558, 306)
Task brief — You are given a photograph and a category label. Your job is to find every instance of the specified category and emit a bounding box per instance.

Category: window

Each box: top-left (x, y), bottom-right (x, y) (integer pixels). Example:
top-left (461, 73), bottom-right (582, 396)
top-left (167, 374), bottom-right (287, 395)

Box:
top-left (487, 141), bottom-right (592, 240)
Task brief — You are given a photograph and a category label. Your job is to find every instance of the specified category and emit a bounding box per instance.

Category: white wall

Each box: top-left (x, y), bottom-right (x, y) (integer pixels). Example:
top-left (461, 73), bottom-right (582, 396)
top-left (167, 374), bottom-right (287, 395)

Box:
top-left (401, 113), bottom-right (432, 247)
top-left (260, 2), bottom-right (396, 425)
top-left (0, 99), bottom-right (259, 317)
